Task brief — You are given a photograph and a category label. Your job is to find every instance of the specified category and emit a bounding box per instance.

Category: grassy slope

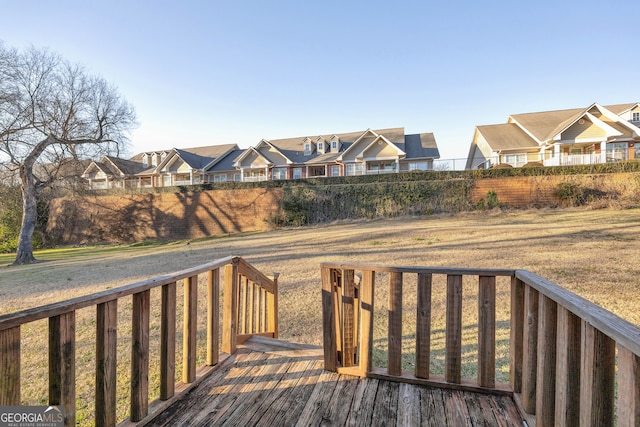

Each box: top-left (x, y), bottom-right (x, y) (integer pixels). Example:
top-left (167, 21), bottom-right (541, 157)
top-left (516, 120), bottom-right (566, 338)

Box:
top-left (1, 207), bottom-right (639, 424)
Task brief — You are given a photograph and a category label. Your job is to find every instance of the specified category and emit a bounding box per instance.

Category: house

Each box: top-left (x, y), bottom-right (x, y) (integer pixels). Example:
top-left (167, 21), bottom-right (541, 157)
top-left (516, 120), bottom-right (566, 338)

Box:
top-left (82, 127), bottom-right (440, 189)
top-left (466, 102), bottom-right (640, 169)
top-left (82, 144), bottom-right (240, 189)
top-left (233, 127), bottom-right (439, 181)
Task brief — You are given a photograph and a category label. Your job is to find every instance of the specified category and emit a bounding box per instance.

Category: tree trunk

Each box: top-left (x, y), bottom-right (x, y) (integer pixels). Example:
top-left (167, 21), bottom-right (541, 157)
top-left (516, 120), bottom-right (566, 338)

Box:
top-left (13, 166), bottom-right (38, 265)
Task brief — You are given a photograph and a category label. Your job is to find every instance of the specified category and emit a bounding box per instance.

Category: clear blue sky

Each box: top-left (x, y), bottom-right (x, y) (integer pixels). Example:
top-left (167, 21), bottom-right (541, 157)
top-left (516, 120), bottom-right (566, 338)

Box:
top-left (2, 1), bottom-right (637, 160)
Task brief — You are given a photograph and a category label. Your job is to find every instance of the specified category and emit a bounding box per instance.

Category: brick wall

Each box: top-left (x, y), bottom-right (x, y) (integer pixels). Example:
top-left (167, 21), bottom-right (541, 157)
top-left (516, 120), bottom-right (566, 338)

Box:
top-left (47, 187), bottom-right (283, 245)
top-left (47, 172), bottom-right (640, 245)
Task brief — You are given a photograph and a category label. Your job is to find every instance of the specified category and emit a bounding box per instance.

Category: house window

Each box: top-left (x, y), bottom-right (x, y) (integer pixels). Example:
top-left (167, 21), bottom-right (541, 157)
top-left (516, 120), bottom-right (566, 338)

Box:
top-left (332, 141), bottom-right (337, 150)
top-left (504, 154), bottom-right (526, 167)
top-left (214, 175), bottom-right (227, 183)
top-left (174, 173), bottom-right (191, 184)
top-left (309, 166), bottom-right (325, 177)
top-left (633, 112), bottom-right (640, 122)
top-left (304, 143), bottom-right (311, 156)
top-left (345, 163), bottom-right (362, 176)
top-left (293, 168), bottom-right (303, 179)
top-left (142, 155), bottom-right (149, 168)
top-left (272, 167), bottom-right (287, 180)
top-left (409, 161), bottom-right (428, 171)
top-left (606, 143), bottom-right (627, 162)
top-left (234, 173), bottom-right (241, 182)
top-left (330, 165), bottom-right (340, 176)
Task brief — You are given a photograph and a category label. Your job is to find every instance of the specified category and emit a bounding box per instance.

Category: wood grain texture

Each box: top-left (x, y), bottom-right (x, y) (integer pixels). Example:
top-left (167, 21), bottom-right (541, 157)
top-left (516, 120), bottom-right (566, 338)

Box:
top-left (207, 269), bottom-right (220, 366)
top-left (96, 300), bottom-right (117, 427)
top-left (521, 285), bottom-right (538, 415)
top-left (555, 306), bottom-right (580, 427)
top-left (49, 312), bottom-right (76, 426)
top-left (160, 282), bottom-right (176, 400)
top-left (415, 273), bottom-right (432, 379)
top-left (131, 290), bottom-right (150, 422)
top-left (321, 267), bottom-right (337, 371)
top-left (580, 322), bottom-right (615, 426)
top-left (535, 294), bottom-right (557, 426)
top-left (388, 271), bottom-right (403, 376)
top-left (509, 277), bottom-right (524, 393)
top-left (182, 276), bottom-right (198, 383)
top-left (359, 270), bottom-right (375, 375)
top-left (0, 326), bottom-right (20, 405)
top-left (478, 275), bottom-right (496, 388)
top-left (617, 344), bottom-right (640, 427)
top-left (445, 274), bottom-right (462, 383)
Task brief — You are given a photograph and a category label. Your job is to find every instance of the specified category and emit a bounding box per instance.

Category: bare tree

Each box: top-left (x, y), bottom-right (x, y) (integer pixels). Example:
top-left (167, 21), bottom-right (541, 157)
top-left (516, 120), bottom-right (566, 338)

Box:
top-left (0, 43), bottom-right (137, 265)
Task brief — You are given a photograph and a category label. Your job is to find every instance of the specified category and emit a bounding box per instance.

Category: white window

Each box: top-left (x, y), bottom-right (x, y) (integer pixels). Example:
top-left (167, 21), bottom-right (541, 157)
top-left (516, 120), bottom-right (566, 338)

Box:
top-left (214, 175), bottom-right (227, 183)
top-left (633, 112), bottom-right (640, 122)
top-left (606, 143), bottom-right (628, 161)
top-left (409, 161), bottom-right (427, 171)
top-left (272, 168), bottom-right (287, 180)
top-left (345, 163), bottom-right (363, 176)
top-left (332, 141), bottom-right (337, 150)
top-left (330, 165), bottom-right (340, 176)
top-left (233, 173), bottom-right (241, 182)
top-left (304, 143), bottom-right (311, 155)
top-left (293, 168), bottom-right (303, 179)
top-left (142, 154), bottom-right (149, 167)
top-left (504, 154), bottom-right (526, 166)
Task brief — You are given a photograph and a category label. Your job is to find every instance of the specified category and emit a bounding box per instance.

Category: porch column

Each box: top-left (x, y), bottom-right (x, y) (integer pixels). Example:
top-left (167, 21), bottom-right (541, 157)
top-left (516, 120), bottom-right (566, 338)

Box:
top-left (240, 169), bottom-right (245, 182)
top-left (265, 166), bottom-right (269, 181)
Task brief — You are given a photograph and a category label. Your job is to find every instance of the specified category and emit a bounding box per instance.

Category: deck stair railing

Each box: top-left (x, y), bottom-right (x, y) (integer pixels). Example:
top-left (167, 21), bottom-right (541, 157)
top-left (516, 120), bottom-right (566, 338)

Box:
top-left (0, 255), bottom-right (278, 426)
top-left (321, 262), bottom-right (640, 427)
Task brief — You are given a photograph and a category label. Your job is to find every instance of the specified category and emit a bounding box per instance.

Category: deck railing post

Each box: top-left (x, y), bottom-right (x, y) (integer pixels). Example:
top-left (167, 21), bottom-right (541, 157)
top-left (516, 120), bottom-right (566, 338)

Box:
top-left (322, 267), bottom-right (337, 371)
top-left (617, 344), bottom-right (640, 426)
top-left (223, 260), bottom-right (239, 355)
top-left (0, 326), bottom-right (20, 406)
top-left (521, 285), bottom-right (539, 414)
top-left (49, 311), bottom-right (76, 427)
top-left (183, 276), bottom-right (198, 383)
top-left (268, 273), bottom-right (279, 338)
top-left (207, 269), bottom-right (220, 366)
top-left (555, 306), bottom-right (581, 426)
top-left (535, 295), bottom-right (557, 426)
top-left (580, 322), bottom-right (615, 426)
top-left (445, 274), bottom-right (462, 383)
top-left (131, 290), bottom-right (150, 422)
top-left (415, 273), bottom-right (432, 379)
top-left (509, 277), bottom-right (524, 393)
top-left (96, 300), bottom-right (117, 426)
top-left (388, 272), bottom-right (403, 376)
top-left (478, 276), bottom-right (496, 388)
top-left (160, 282), bottom-right (176, 400)
top-left (359, 270), bottom-right (375, 375)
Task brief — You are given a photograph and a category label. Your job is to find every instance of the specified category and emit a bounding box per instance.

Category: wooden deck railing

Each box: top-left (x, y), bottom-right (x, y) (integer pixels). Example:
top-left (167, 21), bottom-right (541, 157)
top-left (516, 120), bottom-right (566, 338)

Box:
top-left (0, 256), bottom-right (278, 426)
top-left (321, 262), bottom-right (640, 427)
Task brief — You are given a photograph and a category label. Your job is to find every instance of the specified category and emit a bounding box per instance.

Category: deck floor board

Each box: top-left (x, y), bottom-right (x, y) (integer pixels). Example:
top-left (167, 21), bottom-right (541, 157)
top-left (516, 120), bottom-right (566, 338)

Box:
top-left (143, 337), bottom-right (525, 427)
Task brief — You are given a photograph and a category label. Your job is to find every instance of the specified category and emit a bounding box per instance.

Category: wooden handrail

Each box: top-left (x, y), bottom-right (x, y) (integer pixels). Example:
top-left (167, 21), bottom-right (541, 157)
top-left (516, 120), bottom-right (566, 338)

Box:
top-left (321, 262), bottom-right (640, 427)
top-left (0, 256), bottom-right (278, 427)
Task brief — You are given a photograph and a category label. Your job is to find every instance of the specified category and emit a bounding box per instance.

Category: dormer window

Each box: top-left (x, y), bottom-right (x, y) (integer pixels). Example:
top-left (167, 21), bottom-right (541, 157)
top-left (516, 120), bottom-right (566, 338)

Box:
top-left (304, 143), bottom-right (311, 156)
top-left (142, 154), bottom-right (149, 167)
top-left (633, 112), bottom-right (640, 122)
top-left (317, 142), bottom-right (325, 154)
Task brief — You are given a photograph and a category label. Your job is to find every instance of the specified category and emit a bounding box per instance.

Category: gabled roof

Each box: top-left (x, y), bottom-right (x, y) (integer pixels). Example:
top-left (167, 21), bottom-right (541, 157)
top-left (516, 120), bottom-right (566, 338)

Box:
top-left (509, 107), bottom-right (587, 143)
top-left (233, 146), bottom-right (274, 168)
top-left (476, 123), bottom-right (539, 151)
top-left (206, 148), bottom-right (246, 172)
top-left (398, 133), bottom-right (440, 159)
top-left (604, 103), bottom-right (639, 115)
top-left (170, 144), bottom-right (239, 170)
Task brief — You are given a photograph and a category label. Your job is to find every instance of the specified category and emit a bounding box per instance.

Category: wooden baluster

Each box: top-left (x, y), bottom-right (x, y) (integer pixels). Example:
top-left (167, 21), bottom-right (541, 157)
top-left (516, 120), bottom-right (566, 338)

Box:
top-left (359, 270), bottom-right (375, 375)
top-left (555, 306), bottom-right (580, 427)
top-left (580, 322), bottom-right (615, 426)
top-left (131, 290), bottom-right (150, 422)
top-left (415, 273), bottom-right (432, 379)
top-left (445, 274), bottom-right (462, 383)
top-left (248, 280), bottom-right (255, 334)
top-left (258, 287), bottom-right (265, 333)
top-left (321, 267), bottom-right (337, 371)
top-left (0, 326), bottom-right (20, 405)
top-left (268, 273), bottom-right (279, 338)
top-left (183, 276), bottom-right (197, 383)
top-left (223, 261), bottom-right (239, 355)
top-left (207, 269), bottom-right (220, 366)
top-left (510, 277), bottom-right (524, 393)
top-left (535, 295), bottom-right (557, 426)
top-left (238, 276), bottom-right (246, 335)
top-left (332, 270), bottom-right (342, 364)
top-left (342, 269), bottom-right (356, 368)
top-left (521, 286), bottom-right (538, 414)
top-left (96, 300), bottom-right (117, 426)
top-left (49, 312), bottom-right (76, 426)
top-left (388, 271), bottom-right (403, 376)
top-left (160, 282), bottom-right (176, 400)
top-left (478, 276), bottom-right (496, 388)
top-left (617, 344), bottom-right (640, 427)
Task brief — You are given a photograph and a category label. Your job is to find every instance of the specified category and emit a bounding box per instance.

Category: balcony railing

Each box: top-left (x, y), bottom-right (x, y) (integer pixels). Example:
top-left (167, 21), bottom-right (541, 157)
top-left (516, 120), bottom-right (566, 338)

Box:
top-left (321, 262), bottom-right (640, 426)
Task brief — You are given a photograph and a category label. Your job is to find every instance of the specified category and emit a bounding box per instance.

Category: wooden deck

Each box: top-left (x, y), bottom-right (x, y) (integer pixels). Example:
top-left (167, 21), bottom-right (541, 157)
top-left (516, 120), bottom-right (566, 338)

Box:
top-left (145, 336), bottom-right (525, 427)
